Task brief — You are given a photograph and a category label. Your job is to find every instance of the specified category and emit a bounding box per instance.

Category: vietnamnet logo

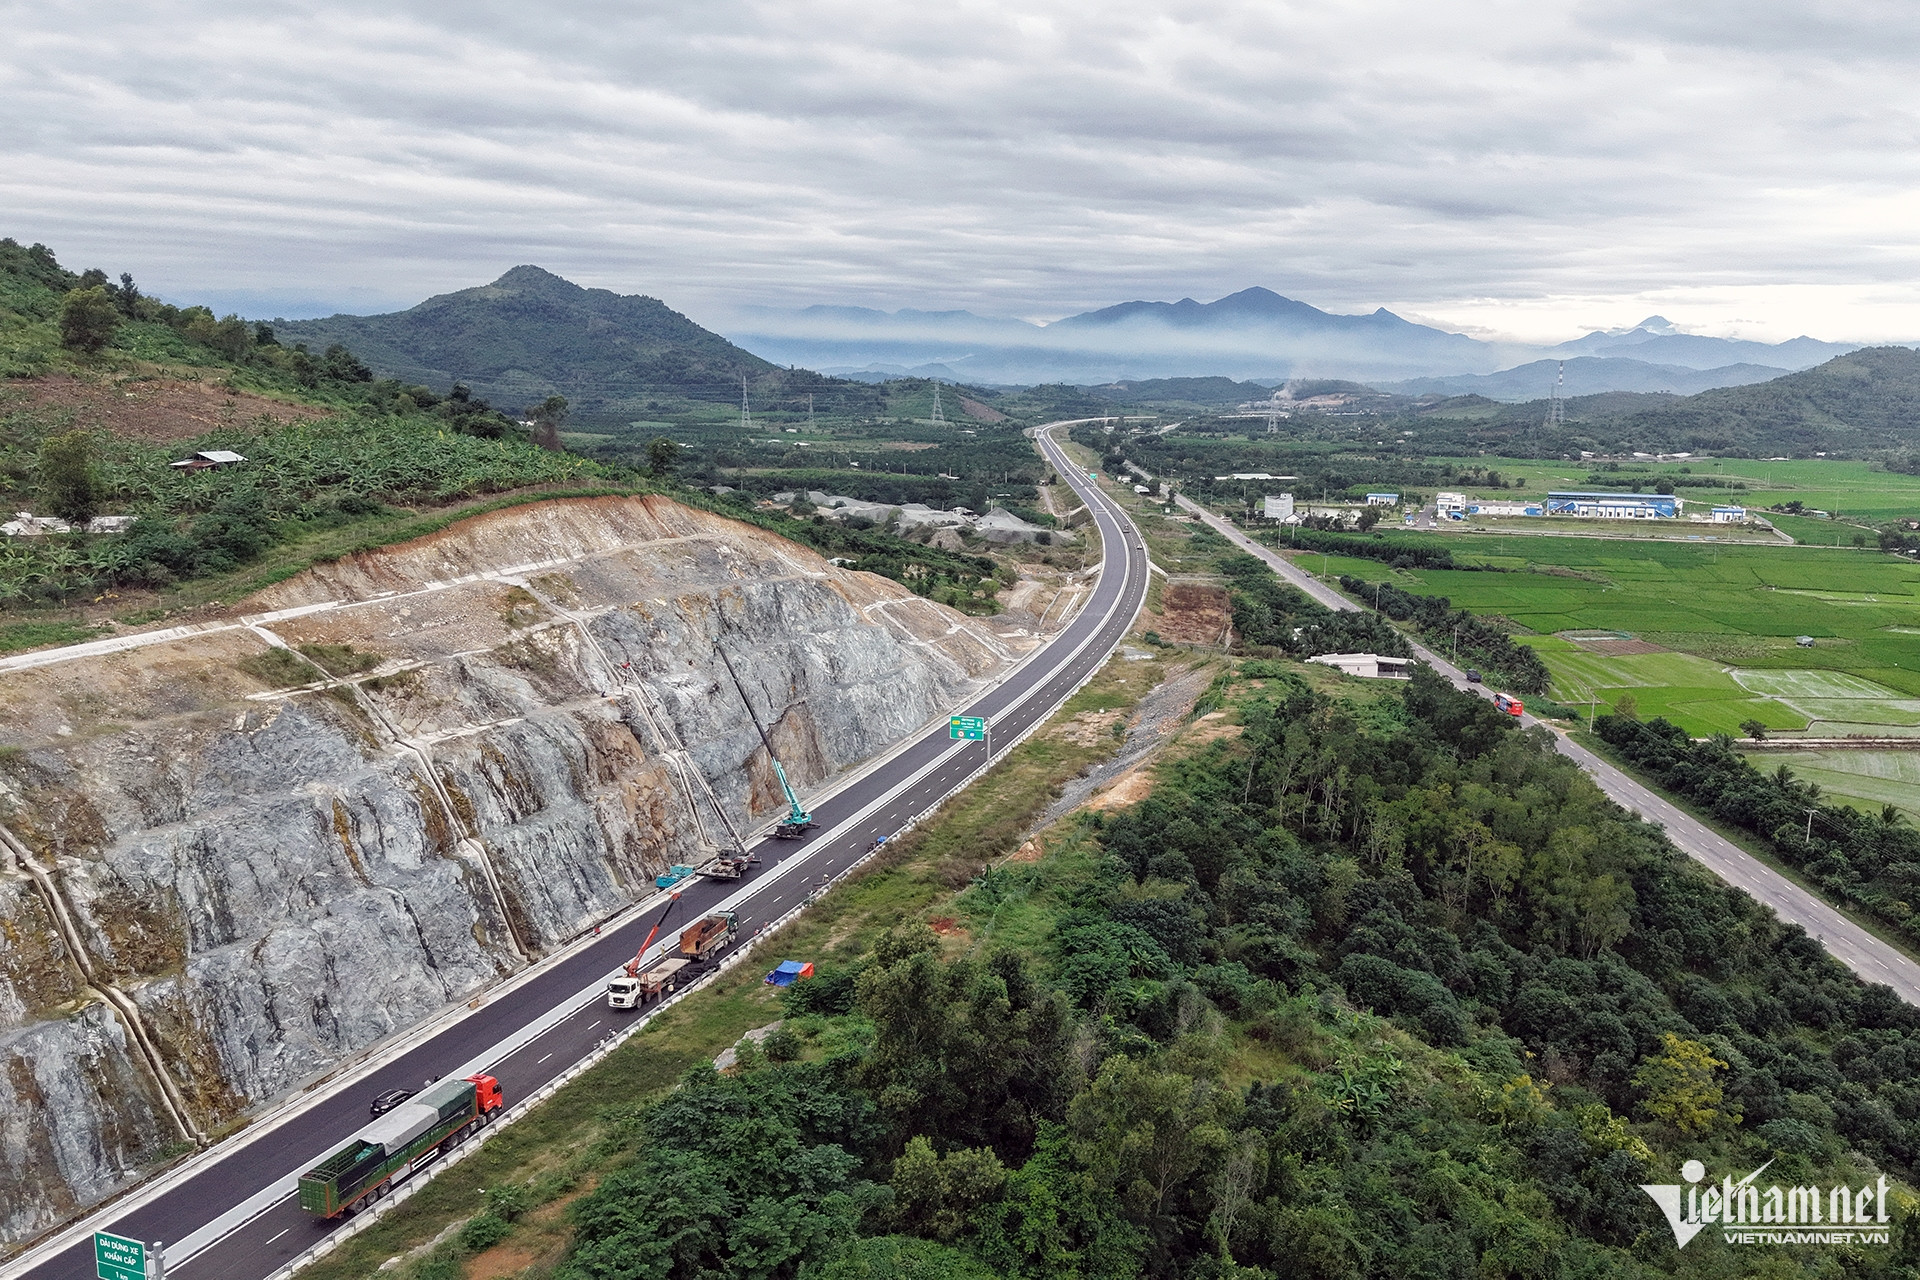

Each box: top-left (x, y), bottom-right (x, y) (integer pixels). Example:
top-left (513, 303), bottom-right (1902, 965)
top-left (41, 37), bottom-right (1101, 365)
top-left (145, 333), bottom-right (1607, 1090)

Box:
top-left (1641, 1159), bottom-right (1891, 1247)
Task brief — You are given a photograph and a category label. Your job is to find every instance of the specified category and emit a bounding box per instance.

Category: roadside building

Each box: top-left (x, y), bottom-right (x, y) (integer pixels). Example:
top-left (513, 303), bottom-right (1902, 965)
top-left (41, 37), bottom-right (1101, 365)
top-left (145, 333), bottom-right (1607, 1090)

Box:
top-left (1436, 491), bottom-right (1469, 519)
top-left (1307, 653), bottom-right (1413, 679)
top-left (1710, 505), bottom-right (1747, 523)
top-left (1262, 494), bottom-right (1295, 520)
top-left (1467, 500), bottom-right (1544, 517)
top-left (1545, 491), bottom-right (1681, 518)
top-left (1365, 492), bottom-right (1400, 506)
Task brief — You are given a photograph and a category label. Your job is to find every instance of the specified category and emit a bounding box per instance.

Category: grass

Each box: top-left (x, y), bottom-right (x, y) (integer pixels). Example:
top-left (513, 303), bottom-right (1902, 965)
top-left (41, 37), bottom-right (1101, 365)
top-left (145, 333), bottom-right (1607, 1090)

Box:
top-left (298, 648), bottom-right (1171, 1280)
top-left (1318, 529), bottom-right (1920, 732)
top-left (0, 619), bottom-right (109, 654)
top-left (1744, 749), bottom-right (1920, 822)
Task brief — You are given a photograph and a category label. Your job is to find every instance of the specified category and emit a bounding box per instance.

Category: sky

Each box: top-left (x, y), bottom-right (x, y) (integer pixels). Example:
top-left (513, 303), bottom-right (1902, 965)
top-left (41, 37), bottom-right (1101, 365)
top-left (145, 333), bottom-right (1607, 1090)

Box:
top-left (6, 0), bottom-right (1920, 344)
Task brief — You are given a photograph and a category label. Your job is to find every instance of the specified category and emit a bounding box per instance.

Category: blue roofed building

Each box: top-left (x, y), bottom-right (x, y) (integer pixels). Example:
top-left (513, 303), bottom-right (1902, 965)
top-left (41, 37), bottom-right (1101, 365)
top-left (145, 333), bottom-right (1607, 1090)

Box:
top-left (1546, 491), bottom-right (1681, 518)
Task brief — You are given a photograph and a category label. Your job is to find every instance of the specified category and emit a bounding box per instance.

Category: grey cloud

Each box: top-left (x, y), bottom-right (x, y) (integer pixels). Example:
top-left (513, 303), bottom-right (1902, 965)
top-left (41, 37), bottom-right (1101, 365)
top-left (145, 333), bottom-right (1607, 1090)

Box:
top-left (3, 0), bottom-right (1918, 340)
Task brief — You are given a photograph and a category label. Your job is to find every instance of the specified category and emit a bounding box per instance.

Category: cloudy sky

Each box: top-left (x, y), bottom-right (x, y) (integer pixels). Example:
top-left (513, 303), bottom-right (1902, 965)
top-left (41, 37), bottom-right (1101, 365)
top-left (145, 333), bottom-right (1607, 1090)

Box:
top-left (6, 0), bottom-right (1919, 342)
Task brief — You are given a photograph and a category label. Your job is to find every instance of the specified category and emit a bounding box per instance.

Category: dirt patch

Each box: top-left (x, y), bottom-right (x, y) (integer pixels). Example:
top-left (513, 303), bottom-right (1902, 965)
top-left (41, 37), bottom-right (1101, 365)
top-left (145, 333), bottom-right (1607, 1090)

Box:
top-left (880, 441), bottom-right (938, 451)
top-left (465, 1239), bottom-right (547, 1280)
top-left (1155, 581), bottom-right (1234, 646)
top-left (1184, 711), bottom-right (1243, 746)
top-left (1, 374), bottom-right (332, 444)
top-left (1089, 768), bottom-right (1157, 811)
top-left (958, 396), bottom-right (1008, 423)
top-left (1051, 709), bottom-right (1125, 747)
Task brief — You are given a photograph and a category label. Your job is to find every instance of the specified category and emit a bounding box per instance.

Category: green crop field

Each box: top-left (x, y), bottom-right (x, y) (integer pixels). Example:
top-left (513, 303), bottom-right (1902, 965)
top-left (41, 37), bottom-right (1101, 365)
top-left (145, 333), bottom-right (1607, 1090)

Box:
top-left (1745, 749), bottom-right (1920, 822)
top-left (1310, 530), bottom-right (1920, 734)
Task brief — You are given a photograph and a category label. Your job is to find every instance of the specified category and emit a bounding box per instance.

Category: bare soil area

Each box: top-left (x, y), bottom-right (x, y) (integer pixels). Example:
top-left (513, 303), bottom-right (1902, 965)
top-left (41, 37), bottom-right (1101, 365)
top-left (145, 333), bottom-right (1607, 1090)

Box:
top-left (1154, 581), bottom-right (1234, 646)
top-left (1, 374), bottom-right (331, 443)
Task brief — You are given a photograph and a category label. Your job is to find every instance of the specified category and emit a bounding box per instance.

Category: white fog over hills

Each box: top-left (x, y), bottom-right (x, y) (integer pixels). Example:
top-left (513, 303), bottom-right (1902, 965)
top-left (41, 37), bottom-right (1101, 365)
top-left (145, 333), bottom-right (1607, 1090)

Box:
top-left (722, 292), bottom-right (1871, 399)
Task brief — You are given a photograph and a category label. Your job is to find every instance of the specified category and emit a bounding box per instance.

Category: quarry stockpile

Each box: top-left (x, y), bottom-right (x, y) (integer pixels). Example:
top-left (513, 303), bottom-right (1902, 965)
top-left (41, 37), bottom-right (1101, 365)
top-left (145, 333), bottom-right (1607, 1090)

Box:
top-left (0, 495), bottom-right (1023, 1246)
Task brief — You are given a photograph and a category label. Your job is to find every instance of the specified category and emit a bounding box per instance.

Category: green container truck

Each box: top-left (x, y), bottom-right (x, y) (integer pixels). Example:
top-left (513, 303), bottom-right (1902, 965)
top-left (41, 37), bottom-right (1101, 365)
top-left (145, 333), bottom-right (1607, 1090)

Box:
top-left (298, 1074), bottom-right (504, 1218)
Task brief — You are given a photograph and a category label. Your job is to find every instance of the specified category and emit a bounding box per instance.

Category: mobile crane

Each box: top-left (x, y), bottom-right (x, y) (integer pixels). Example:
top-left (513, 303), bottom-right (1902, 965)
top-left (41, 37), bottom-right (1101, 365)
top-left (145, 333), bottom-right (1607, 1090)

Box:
top-left (715, 644), bottom-right (816, 839)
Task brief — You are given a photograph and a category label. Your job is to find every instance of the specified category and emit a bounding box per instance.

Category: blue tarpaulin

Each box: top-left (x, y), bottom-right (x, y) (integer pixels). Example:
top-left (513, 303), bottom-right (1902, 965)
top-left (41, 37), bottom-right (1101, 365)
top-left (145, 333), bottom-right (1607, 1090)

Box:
top-left (764, 960), bottom-right (814, 987)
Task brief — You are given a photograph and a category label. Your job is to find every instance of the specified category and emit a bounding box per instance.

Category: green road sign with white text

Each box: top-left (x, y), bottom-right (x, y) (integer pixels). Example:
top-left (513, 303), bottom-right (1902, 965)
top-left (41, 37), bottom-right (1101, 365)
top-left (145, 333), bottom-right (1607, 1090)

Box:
top-left (94, 1232), bottom-right (145, 1280)
top-left (949, 716), bottom-right (986, 740)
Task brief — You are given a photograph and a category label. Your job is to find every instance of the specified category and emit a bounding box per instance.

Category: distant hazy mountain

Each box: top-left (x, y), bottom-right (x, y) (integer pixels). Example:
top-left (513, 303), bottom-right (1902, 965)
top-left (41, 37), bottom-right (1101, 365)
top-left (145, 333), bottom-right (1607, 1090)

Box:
top-left (726, 288), bottom-right (1513, 385)
top-left (275, 266), bottom-right (794, 417)
top-left (1382, 356), bottom-right (1792, 402)
top-left (1547, 316), bottom-right (1855, 372)
top-left (727, 293), bottom-right (1867, 389)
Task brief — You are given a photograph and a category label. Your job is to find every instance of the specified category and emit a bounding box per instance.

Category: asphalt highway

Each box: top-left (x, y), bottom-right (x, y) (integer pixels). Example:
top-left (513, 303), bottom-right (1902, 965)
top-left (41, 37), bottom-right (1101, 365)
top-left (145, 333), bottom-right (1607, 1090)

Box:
top-left (1173, 492), bottom-right (1920, 1006)
top-left (9, 422), bottom-right (1147, 1280)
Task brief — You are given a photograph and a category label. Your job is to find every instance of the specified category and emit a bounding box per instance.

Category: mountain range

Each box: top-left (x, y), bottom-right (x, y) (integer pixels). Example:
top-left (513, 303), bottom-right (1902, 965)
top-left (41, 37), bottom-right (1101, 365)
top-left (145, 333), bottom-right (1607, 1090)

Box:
top-left (273, 266), bottom-right (804, 420)
top-left (723, 290), bottom-right (1868, 392)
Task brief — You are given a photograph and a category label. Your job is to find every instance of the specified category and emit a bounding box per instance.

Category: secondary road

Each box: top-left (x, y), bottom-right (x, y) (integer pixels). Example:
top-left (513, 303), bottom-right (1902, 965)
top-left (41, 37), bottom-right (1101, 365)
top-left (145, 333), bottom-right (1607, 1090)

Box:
top-left (1172, 491), bottom-right (1920, 1006)
top-left (8, 422), bottom-right (1147, 1280)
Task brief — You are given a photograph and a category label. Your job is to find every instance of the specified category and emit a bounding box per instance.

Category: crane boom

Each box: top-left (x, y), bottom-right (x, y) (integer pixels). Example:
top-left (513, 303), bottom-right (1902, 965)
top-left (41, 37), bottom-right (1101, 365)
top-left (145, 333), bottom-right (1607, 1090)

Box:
top-left (715, 645), bottom-right (816, 838)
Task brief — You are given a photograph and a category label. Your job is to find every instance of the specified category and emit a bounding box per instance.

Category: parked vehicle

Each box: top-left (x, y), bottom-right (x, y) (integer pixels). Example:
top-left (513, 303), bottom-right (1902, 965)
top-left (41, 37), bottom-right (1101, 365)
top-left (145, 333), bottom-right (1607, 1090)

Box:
top-left (680, 911), bottom-right (738, 961)
top-left (301, 1075), bottom-right (504, 1218)
top-left (1493, 692), bottom-right (1524, 717)
top-left (368, 1088), bottom-right (413, 1117)
top-left (1465, 670), bottom-right (1482, 684)
top-left (607, 957), bottom-right (690, 1008)
top-left (699, 854), bottom-right (757, 881)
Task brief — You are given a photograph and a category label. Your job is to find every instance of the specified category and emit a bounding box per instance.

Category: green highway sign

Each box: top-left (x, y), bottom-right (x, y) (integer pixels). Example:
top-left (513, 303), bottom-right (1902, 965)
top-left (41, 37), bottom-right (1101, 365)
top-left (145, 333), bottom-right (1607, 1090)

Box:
top-left (94, 1232), bottom-right (145, 1280)
top-left (949, 716), bottom-right (987, 741)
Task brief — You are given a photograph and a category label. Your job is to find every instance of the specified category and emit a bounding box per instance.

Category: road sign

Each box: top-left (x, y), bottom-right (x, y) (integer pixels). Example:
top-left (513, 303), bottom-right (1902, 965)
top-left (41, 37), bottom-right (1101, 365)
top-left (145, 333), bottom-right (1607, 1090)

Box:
top-left (948, 716), bottom-right (987, 740)
top-left (94, 1233), bottom-right (145, 1280)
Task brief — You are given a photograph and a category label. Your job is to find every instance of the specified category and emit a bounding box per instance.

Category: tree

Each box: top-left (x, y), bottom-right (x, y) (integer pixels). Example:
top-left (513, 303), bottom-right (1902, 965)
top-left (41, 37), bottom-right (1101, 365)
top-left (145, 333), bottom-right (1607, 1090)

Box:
top-left (1611, 693), bottom-right (1639, 721)
top-left (1740, 718), bottom-right (1768, 741)
top-left (38, 432), bottom-right (101, 526)
top-left (58, 286), bottom-right (121, 353)
top-left (1633, 1032), bottom-right (1736, 1135)
top-left (528, 395), bottom-right (569, 451)
top-left (648, 435), bottom-right (681, 479)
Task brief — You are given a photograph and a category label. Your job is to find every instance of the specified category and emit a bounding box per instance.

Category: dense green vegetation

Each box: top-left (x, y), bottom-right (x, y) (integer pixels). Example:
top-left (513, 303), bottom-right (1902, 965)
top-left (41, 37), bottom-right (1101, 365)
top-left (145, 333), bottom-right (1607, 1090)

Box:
top-left (554, 668), bottom-right (1920, 1279)
top-left (1213, 550), bottom-right (1408, 661)
top-left (1340, 575), bottom-right (1552, 694)
top-left (1599, 715), bottom-right (1920, 954)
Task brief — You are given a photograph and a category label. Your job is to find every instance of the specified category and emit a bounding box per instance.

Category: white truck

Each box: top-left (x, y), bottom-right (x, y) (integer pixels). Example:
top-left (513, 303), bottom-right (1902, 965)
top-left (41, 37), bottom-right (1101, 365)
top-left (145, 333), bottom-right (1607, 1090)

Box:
top-left (606, 957), bottom-right (690, 1008)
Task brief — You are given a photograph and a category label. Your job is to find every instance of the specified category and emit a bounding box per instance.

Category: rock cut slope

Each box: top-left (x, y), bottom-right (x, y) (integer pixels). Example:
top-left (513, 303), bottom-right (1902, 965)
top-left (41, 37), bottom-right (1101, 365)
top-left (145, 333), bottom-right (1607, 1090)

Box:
top-left (0, 495), bottom-right (1022, 1245)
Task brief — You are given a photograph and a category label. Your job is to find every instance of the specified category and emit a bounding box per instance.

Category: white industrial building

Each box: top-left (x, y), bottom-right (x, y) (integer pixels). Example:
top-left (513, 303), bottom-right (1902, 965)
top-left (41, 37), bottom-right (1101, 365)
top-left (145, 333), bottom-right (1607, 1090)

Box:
top-left (1436, 491), bottom-right (1469, 518)
top-left (1710, 506), bottom-right (1748, 523)
top-left (1308, 653), bottom-right (1413, 679)
top-left (1262, 494), bottom-right (1295, 519)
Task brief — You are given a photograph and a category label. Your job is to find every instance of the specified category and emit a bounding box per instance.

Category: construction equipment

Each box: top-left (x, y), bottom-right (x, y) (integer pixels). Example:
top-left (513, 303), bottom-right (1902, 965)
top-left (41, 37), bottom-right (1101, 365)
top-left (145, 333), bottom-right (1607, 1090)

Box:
top-left (715, 645), bottom-right (816, 838)
top-left (622, 892), bottom-right (684, 978)
top-left (680, 911), bottom-right (738, 961)
top-left (655, 864), bottom-right (696, 889)
top-left (699, 853), bottom-right (758, 881)
top-left (607, 957), bottom-right (689, 1008)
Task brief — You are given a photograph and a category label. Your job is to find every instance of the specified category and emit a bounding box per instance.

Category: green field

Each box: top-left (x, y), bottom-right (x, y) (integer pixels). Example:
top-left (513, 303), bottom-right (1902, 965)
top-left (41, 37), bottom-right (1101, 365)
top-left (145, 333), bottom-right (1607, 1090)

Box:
top-left (1745, 749), bottom-right (1920, 821)
top-left (1312, 532), bottom-right (1920, 734)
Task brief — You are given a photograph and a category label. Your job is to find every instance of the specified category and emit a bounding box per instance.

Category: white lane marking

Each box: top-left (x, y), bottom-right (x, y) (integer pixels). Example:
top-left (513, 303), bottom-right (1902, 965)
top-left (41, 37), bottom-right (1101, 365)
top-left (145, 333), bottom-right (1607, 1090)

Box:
top-left (266, 1229), bottom-right (290, 1246)
top-left (536, 1052), bottom-right (553, 1065)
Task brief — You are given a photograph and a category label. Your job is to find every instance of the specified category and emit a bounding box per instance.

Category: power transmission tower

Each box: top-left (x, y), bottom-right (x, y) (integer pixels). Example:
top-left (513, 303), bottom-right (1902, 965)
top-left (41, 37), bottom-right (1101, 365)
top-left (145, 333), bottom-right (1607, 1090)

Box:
top-left (1545, 361), bottom-right (1565, 428)
top-left (930, 382), bottom-right (946, 426)
top-left (739, 376), bottom-right (751, 431)
top-left (807, 393), bottom-right (814, 430)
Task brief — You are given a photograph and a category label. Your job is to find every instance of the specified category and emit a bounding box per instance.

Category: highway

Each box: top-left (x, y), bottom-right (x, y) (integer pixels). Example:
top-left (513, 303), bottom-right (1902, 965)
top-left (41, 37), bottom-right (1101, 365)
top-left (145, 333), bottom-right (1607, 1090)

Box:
top-left (1172, 491), bottom-right (1920, 1006)
top-left (7, 422), bottom-right (1148, 1280)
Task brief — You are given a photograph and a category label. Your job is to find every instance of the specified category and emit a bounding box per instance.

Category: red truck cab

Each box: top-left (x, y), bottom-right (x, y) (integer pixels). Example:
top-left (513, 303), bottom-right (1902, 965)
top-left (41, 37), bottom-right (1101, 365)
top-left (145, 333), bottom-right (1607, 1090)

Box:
top-left (466, 1073), bottom-right (504, 1117)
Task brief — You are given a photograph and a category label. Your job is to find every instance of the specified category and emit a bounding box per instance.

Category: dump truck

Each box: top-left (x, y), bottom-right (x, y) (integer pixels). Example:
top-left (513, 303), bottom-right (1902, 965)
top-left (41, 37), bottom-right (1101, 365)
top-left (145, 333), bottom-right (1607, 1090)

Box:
top-left (298, 1074), bottom-right (503, 1218)
top-left (680, 911), bottom-right (738, 961)
top-left (607, 957), bottom-right (690, 1008)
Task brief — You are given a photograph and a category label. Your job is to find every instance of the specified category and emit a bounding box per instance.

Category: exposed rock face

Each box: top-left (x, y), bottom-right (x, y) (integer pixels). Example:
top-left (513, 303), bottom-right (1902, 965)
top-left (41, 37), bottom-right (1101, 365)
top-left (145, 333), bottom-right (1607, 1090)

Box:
top-left (0, 495), bottom-right (1020, 1246)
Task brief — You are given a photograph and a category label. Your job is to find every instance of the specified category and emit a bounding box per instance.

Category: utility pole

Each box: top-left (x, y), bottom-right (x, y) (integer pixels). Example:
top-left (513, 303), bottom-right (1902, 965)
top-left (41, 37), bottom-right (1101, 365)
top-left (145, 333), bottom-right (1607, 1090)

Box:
top-left (1806, 808), bottom-right (1818, 842)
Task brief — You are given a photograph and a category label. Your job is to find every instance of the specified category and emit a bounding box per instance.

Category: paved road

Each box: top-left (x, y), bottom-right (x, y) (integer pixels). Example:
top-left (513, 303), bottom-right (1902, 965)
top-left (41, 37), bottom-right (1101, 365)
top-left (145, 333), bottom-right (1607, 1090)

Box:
top-left (1173, 492), bottom-right (1920, 1006)
top-left (8, 422), bottom-right (1147, 1280)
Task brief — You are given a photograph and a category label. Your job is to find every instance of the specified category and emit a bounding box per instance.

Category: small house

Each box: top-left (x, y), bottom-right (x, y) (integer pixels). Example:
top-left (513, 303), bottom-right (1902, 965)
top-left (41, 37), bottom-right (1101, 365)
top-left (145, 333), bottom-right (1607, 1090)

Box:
top-left (169, 449), bottom-right (248, 472)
